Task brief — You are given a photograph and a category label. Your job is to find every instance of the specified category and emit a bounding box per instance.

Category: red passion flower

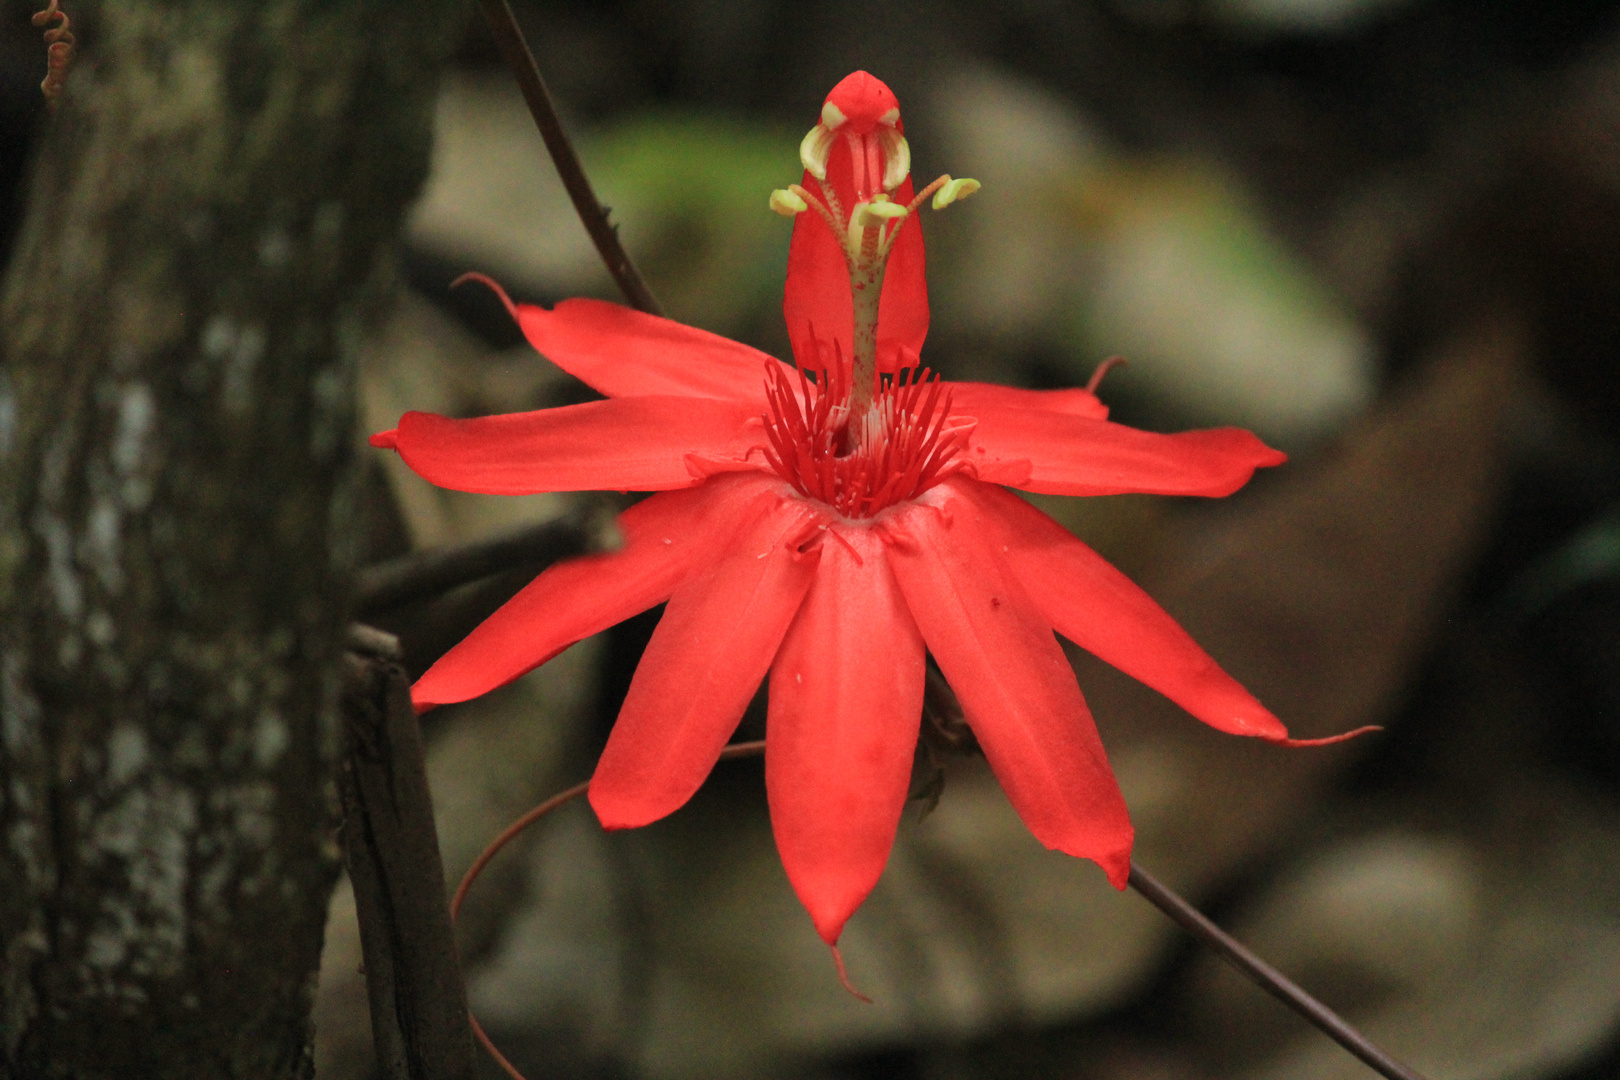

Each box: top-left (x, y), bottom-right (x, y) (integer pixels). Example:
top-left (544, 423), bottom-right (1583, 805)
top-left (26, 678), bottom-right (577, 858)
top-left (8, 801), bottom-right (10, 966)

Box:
top-left (373, 71), bottom-right (1361, 949)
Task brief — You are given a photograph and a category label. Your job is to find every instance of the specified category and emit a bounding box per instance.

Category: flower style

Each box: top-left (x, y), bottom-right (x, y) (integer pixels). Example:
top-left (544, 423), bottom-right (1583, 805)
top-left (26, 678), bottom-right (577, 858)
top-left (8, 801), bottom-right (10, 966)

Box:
top-left (373, 71), bottom-right (1361, 949)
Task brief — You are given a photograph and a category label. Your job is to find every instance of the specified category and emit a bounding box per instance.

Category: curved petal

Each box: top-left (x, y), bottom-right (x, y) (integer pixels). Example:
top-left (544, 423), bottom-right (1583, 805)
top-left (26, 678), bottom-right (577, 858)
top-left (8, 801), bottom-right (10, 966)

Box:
top-left (784, 181), bottom-right (850, 370)
top-left (785, 167), bottom-right (927, 374)
top-left (948, 382), bottom-right (1108, 422)
top-left (590, 492), bottom-right (823, 830)
top-left (966, 410), bottom-right (1285, 497)
top-left (876, 198), bottom-right (928, 371)
top-left (411, 475), bottom-right (778, 710)
top-left (880, 488), bottom-right (1132, 886)
top-left (958, 480), bottom-right (1297, 741)
top-left (767, 524), bottom-right (925, 944)
top-left (373, 397), bottom-right (763, 494)
top-left (516, 298), bottom-right (786, 402)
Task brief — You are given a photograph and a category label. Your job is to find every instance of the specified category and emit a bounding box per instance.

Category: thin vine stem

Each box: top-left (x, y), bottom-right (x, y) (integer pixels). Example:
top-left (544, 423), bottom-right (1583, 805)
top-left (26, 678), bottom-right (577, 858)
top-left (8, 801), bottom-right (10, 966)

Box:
top-left (451, 743), bottom-right (1427, 1080)
top-left (449, 741), bottom-right (767, 1080)
top-left (1127, 862), bottom-right (1429, 1080)
top-left (475, 0), bottom-right (664, 317)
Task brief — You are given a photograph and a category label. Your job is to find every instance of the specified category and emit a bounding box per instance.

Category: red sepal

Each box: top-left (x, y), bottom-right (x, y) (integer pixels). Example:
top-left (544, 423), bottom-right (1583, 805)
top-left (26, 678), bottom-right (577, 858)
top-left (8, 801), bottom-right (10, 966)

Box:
top-left (767, 524), bottom-right (925, 944)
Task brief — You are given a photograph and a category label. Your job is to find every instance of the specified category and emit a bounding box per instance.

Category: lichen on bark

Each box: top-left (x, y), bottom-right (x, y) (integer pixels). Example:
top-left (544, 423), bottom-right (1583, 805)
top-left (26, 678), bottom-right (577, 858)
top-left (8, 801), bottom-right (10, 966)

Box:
top-left (0, 3), bottom-right (457, 1075)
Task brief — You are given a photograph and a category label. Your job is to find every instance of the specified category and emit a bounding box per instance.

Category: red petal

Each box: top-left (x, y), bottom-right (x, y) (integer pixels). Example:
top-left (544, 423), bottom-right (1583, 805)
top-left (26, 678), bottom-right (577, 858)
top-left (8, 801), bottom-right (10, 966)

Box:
top-left (948, 382), bottom-right (1109, 421)
top-left (784, 188), bottom-right (849, 371)
top-left (383, 398), bottom-right (762, 494)
top-left (876, 200), bottom-right (929, 371)
top-left (767, 525), bottom-right (925, 944)
top-left (959, 480), bottom-right (1294, 741)
top-left (411, 475), bottom-right (776, 709)
top-left (784, 172), bottom-right (927, 375)
top-left (967, 410), bottom-right (1285, 497)
top-left (881, 488), bottom-right (1133, 886)
top-left (589, 493), bottom-right (823, 830)
top-left (516, 298), bottom-right (787, 401)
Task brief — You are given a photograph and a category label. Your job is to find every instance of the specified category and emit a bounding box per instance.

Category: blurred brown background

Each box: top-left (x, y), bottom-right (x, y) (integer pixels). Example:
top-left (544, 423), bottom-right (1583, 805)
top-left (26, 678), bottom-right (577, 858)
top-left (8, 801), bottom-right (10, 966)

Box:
top-left (5, 1), bottom-right (1619, 1078)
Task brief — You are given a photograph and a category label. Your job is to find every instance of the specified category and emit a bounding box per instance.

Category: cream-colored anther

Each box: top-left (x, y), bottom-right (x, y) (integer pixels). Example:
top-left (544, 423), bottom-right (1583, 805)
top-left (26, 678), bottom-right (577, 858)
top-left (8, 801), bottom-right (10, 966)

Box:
top-left (770, 188), bottom-right (808, 216)
top-left (878, 130), bottom-right (911, 192)
top-left (878, 107), bottom-right (899, 126)
top-left (853, 198), bottom-right (909, 229)
top-left (821, 101), bottom-right (847, 129)
top-left (800, 123), bottom-right (836, 180)
top-left (931, 176), bottom-right (981, 210)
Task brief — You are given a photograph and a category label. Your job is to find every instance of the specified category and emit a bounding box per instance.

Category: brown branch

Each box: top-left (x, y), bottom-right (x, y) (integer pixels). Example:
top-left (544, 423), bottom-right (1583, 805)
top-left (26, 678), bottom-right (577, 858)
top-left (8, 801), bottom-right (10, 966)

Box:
top-left (1127, 861), bottom-right (1429, 1080)
top-left (474, 0), bottom-right (664, 317)
top-left (354, 513), bottom-right (602, 618)
top-left (338, 625), bottom-right (478, 1080)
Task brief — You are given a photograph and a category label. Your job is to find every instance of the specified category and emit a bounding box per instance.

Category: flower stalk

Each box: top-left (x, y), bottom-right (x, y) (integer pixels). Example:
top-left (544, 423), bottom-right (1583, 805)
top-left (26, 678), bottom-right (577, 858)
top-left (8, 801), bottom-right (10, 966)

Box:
top-left (474, 0), bottom-right (663, 316)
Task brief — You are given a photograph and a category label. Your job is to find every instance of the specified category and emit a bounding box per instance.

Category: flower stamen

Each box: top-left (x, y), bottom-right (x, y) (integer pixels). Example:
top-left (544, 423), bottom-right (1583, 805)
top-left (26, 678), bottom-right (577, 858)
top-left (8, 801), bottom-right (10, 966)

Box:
top-left (761, 358), bottom-right (973, 519)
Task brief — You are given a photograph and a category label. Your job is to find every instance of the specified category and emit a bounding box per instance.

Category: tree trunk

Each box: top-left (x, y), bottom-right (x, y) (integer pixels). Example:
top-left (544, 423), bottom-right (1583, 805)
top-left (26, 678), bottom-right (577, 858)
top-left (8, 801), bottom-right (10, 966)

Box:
top-left (0, 3), bottom-right (456, 1075)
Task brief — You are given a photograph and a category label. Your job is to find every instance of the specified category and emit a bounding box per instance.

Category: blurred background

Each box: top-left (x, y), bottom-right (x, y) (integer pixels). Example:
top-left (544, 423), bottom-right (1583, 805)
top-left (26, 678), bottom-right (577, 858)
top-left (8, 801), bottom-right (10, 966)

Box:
top-left (6, 1), bottom-right (1620, 1077)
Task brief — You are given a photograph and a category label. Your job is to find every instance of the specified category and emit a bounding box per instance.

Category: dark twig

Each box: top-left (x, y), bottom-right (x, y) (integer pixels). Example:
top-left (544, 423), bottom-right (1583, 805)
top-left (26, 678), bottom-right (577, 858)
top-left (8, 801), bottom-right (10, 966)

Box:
top-left (475, 0), bottom-right (664, 316)
top-left (1127, 861), bottom-right (1429, 1080)
top-left (354, 512), bottom-right (603, 618)
top-left (338, 625), bottom-right (478, 1080)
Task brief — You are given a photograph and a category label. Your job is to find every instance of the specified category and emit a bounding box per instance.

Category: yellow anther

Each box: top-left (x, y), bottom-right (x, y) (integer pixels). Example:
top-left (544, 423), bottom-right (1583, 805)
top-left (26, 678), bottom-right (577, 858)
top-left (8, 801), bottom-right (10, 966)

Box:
top-left (878, 130), bottom-right (911, 192)
top-left (821, 101), bottom-right (847, 129)
top-left (931, 176), bottom-right (981, 210)
top-left (854, 200), bottom-right (909, 228)
top-left (800, 123), bottom-right (837, 180)
top-left (770, 188), bottom-right (808, 216)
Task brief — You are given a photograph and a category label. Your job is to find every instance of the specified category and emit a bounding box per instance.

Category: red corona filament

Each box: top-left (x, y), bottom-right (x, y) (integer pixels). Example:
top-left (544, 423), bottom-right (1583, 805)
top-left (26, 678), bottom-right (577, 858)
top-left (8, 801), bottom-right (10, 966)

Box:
top-left (761, 359), bottom-right (972, 520)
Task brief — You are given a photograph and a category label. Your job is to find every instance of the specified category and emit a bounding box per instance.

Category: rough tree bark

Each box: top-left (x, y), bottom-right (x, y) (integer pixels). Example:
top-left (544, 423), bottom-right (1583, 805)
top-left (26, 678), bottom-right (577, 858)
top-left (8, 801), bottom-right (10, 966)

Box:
top-left (0, 3), bottom-right (456, 1076)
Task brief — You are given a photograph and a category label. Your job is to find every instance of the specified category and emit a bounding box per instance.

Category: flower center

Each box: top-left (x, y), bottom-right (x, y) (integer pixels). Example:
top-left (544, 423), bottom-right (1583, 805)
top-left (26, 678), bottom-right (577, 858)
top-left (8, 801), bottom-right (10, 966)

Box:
top-left (774, 176), bottom-right (976, 421)
top-left (760, 358), bottom-right (972, 519)
top-left (773, 84), bottom-right (979, 425)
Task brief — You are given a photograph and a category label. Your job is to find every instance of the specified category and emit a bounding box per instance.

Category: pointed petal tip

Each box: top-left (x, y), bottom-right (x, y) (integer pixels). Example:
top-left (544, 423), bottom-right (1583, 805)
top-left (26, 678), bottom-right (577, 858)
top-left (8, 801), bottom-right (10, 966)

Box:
top-left (1043, 812), bottom-right (1134, 890)
top-left (586, 781), bottom-right (662, 832)
top-left (1271, 724), bottom-right (1382, 748)
top-left (450, 271), bottom-right (521, 327)
top-left (369, 429), bottom-right (399, 449)
top-left (830, 945), bottom-right (874, 1003)
top-left (1097, 835), bottom-right (1133, 890)
top-left (803, 888), bottom-right (864, 947)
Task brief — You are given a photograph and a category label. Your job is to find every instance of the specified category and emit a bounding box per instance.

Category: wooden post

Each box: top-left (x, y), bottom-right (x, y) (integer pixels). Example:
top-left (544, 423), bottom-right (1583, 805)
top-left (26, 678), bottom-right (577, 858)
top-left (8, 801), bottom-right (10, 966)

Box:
top-left (338, 626), bottom-right (477, 1080)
